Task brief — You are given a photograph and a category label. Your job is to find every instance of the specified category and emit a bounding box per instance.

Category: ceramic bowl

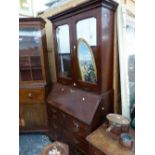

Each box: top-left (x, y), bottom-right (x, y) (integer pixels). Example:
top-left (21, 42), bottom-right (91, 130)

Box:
top-left (106, 114), bottom-right (129, 126)
top-left (119, 133), bottom-right (133, 149)
top-left (106, 114), bottom-right (130, 135)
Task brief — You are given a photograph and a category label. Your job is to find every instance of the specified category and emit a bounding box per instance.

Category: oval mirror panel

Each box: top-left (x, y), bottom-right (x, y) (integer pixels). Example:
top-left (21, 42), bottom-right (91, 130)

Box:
top-left (77, 38), bottom-right (97, 84)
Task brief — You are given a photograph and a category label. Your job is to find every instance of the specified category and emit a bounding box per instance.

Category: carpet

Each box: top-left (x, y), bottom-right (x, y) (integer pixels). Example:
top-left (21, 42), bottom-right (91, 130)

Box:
top-left (19, 133), bottom-right (52, 155)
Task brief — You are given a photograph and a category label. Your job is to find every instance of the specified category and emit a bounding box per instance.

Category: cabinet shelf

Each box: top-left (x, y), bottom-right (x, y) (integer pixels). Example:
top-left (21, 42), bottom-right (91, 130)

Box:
top-left (31, 66), bottom-right (42, 69)
top-left (20, 67), bottom-right (31, 70)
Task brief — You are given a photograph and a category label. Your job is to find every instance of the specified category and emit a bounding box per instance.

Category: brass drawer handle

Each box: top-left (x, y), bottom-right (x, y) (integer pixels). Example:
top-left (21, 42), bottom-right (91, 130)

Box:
top-left (53, 115), bottom-right (57, 119)
top-left (63, 130), bottom-right (67, 134)
top-left (62, 113), bottom-right (66, 118)
top-left (73, 120), bottom-right (79, 132)
top-left (28, 93), bottom-right (32, 98)
top-left (73, 83), bottom-right (77, 86)
top-left (73, 127), bottom-right (79, 132)
top-left (21, 118), bottom-right (25, 127)
top-left (73, 120), bottom-right (79, 128)
top-left (70, 89), bottom-right (75, 93)
top-left (51, 109), bottom-right (57, 113)
top-left (61, 88), bottom-right (64, 92)
top-left (73, 138), bottom-right (79, 145)
top-left (73, 45), bottom-right (76, 49)
top-left (54, 134), bottom-right (58, 139)
top-left (53, 124), bottom-right (58, 129)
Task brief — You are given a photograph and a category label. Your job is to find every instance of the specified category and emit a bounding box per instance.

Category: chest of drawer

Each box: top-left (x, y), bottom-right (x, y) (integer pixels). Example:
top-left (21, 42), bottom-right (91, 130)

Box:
top-left (20, 88), bottom-right (45, 102)
top-left (47, 105), bottom-right (90, 138)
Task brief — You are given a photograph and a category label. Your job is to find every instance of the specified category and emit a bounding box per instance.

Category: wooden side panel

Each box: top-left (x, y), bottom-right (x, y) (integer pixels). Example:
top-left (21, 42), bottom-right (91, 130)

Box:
top-left (92, 89), bottom-right (113, 130)
top-left (101, 7), bottom-right (115, 92)
top-left (20, 103), bottom-right (48, 130)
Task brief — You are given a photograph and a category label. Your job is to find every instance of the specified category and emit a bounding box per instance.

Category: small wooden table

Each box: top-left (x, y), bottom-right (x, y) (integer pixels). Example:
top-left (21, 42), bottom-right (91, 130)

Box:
top-left (86, 123), bottom-right (135, 155)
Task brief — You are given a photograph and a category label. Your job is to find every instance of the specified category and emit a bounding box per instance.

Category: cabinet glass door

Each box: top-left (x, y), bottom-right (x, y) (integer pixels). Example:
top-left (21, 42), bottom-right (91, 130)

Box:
top-left (30, 56), bottom-right (43, 80)
top-left (76, 17), bottom-right (97, 84)
top-left (19, 27), bottom-right (43, 81)
top-left (19, 27), bottom-right (41, 56)
top-left (56, 24), bottom-right (72, 78)
top-left (19, 57), bottom-right (32, 81)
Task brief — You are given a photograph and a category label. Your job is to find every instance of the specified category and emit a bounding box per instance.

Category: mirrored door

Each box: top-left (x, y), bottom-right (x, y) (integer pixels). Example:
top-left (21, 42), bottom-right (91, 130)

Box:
top-left (56, 24), bottom-right (72, 79)
top-left (76, 17), bottom-right (98, 85)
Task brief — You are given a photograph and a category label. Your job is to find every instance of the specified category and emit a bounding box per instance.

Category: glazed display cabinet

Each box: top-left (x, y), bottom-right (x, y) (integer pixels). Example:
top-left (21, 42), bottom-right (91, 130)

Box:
top-left (19, 18), bottom-right (51, 133)
top-left (47, 0), bottom-right (118, 154)
top-left (49, 0), bottom-right (118, 93)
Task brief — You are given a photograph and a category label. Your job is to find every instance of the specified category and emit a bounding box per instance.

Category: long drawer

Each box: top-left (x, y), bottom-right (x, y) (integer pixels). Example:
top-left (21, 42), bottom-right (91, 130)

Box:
top-left (20, 88), bottom-right (45, 103)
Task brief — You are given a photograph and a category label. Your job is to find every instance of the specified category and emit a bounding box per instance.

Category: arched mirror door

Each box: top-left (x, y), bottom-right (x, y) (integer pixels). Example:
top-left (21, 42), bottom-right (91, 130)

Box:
top-left (76, 17), bottom-right (97, 85)
top-left (56, 24), bottom-right (72, 79)
top-left (77, 38), bottom-right (97, 84)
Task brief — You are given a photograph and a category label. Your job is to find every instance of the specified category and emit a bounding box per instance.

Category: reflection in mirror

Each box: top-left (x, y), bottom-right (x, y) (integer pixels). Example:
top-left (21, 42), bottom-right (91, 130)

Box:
top-left (77, 38), bottom-right (97, 84)
top-left (76, 17), bottom-right (96, 46)
top-left (117, 7), bottom-right (135, 121)
top-left (56, 25), bottom-right (72, 78)
top-left (126, 25), bottom-right (135, 128)
top-left (19, 27), bottom-right (41, 54)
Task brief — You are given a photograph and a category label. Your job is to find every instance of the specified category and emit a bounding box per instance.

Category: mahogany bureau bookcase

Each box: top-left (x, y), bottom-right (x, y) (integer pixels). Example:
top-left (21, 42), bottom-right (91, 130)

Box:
top-left (19, 18), bottom-right (51, 133)
top-left (47, 0), bottom-right (118, 154)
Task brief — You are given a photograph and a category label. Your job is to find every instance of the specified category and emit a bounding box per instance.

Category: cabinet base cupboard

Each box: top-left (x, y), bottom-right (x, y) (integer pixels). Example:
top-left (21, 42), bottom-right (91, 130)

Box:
top-left (19, 18), bottom-right (51, 133)
top-left (48, 0), bottom-right (118, 154)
